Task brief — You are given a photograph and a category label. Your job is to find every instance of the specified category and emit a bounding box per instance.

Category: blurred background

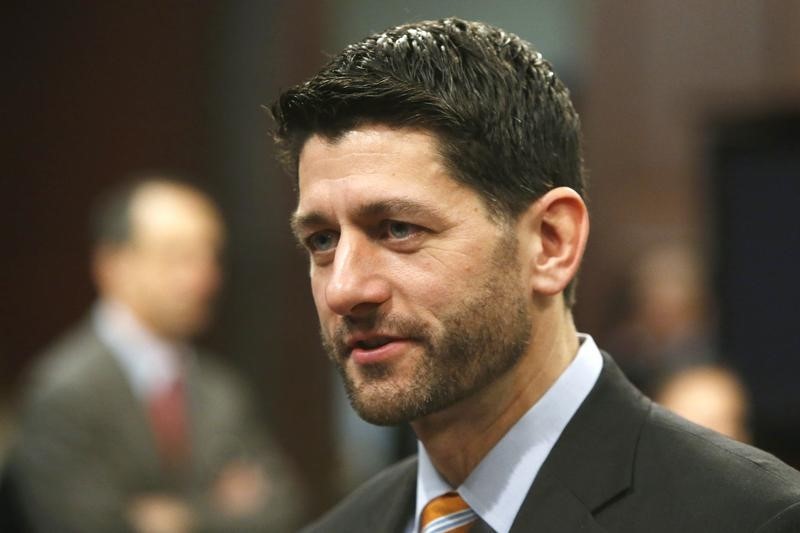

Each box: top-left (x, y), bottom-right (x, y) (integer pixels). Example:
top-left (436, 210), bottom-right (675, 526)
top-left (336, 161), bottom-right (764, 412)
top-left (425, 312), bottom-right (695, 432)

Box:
top-left (3, 0), bottom-right (800, 522)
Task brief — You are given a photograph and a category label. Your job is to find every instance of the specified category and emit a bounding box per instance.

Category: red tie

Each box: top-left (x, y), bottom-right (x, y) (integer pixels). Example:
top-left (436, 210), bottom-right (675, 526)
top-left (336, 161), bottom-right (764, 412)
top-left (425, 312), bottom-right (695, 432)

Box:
top-left (148, 377), bottom-right (189, 467)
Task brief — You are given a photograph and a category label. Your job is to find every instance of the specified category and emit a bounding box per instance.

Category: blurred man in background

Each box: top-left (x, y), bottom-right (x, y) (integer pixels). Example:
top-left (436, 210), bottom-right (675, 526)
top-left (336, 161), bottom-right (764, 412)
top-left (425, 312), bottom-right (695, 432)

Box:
top-left (10, 175), bottom-right (302, 532)
top-left (606, 243), bottom-right (718, 395)
top-left (654, 364), bottom-right (752, 443)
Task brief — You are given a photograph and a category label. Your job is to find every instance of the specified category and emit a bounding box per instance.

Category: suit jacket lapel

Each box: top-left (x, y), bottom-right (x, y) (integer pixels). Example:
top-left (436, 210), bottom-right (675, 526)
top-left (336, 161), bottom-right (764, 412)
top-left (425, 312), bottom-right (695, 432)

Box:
top-left (511, 353), bottom-right (650, 533)
top-left (361, 456), bottom-right (417, 533)
top-left (511, 480), bottom-right (606, 532)
top-left (86, 323), bottom-right (169, 483)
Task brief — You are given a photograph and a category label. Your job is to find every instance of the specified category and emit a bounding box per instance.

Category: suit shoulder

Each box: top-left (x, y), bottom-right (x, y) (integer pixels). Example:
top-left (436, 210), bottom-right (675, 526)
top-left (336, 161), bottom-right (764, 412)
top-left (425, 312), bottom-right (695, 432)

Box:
top-left (641, 404), bottom-right (800, 509)
top-left (757, 501), bottom-right (800, 533)
top-left (192, 351), bottom-right (245, 390)
top-left (24, 321), bottom-right (111, 401)
top-left (303, 455), bottom-right (417, 533)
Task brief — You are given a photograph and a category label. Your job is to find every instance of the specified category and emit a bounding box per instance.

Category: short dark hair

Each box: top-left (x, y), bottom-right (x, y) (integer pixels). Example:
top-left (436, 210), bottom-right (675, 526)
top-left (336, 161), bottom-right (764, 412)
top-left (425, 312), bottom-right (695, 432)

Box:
top-left (271, 18), bottom-right (585, 305)
top-left (89, 171), bottom-right (197, 248)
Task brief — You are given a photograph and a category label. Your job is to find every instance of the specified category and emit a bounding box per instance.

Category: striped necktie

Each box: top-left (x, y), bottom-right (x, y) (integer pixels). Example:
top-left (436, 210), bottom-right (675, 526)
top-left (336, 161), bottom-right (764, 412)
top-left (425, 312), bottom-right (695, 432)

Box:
top-left (420, 491), bottom-right (477, 533)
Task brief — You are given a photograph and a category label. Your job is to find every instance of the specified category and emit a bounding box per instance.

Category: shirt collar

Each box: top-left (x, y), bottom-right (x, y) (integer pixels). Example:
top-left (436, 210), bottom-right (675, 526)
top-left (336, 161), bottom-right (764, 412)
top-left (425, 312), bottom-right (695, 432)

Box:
top-left (92, 298), bottom-right (189, 399)
top-left (414, 333), bottom-right (603, 533)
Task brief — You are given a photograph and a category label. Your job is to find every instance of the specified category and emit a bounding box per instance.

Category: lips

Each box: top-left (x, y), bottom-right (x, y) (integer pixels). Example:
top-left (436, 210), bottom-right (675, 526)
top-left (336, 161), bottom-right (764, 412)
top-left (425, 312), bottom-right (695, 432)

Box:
top-left (345, 333), bottom-right (413, 365)
top-left (353, 337), bottom-right (393, 350)
top-left (346, 332), bottom-right (398, 350)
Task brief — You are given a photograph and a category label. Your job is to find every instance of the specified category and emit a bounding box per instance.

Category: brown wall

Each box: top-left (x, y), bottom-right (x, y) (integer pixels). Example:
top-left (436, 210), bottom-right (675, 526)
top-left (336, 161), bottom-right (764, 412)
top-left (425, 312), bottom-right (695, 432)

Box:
top-left (576, 0), bottom-right (800, 337)
top-left (3, 2), bottom-right (218, 384)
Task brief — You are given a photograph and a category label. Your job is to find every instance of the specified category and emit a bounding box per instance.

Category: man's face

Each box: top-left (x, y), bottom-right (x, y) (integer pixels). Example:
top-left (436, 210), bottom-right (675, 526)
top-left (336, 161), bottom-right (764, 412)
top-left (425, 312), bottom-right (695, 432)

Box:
top-left (294, 126), bottom-right (532, 425)
top-left (107, 185), bottom-right (224, 340)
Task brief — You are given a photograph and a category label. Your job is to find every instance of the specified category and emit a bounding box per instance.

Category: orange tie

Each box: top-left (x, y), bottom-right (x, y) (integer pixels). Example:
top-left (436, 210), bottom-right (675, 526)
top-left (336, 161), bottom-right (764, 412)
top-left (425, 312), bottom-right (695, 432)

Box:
top-left (420, 492), bottom-right (477, 533)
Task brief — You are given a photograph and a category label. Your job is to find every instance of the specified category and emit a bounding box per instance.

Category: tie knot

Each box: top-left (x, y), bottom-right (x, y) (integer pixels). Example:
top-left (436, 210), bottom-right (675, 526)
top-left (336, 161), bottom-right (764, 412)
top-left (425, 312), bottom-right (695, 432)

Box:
top-left (420, 491), bottom-right (476, 533)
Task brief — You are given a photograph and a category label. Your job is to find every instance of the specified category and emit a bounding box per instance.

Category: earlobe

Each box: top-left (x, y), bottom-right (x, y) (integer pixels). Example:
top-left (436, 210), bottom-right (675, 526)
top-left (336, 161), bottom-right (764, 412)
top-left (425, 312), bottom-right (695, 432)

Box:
top-left (518, 187), bottom-right (589, 297)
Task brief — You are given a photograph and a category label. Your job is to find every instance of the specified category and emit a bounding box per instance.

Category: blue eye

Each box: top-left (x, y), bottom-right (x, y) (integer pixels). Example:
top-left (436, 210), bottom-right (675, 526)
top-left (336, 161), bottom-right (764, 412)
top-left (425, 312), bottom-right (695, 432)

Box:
top-left (387, 221), bottom-right (413, 239)
top-left (307, 231), bottom-right (338, 252)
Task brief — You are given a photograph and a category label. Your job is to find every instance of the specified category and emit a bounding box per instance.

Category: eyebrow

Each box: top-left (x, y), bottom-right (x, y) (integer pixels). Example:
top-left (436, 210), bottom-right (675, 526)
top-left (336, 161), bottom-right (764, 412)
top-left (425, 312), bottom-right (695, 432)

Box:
top-left (290, 198), bottom-right (447, 239)
top-left (290, 211), bottom-right (328, 241)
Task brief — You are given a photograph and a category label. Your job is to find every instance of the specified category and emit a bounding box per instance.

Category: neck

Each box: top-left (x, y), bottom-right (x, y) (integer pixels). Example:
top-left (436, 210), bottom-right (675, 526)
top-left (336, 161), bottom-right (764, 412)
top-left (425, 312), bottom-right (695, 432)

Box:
top-left (411, 307), bottom-right (579, 487)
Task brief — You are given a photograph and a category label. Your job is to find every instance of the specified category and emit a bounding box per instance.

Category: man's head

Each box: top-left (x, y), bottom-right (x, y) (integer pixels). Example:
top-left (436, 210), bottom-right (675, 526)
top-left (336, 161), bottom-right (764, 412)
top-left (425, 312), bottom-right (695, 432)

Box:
top-left (654, 365), bottom-right (751, 443)
top-left (273, 19), bottom-right (585, 296)
top-left (91, 175), bottom-right (224, 340)
top-left (274, 19), bottom-right (589, 425)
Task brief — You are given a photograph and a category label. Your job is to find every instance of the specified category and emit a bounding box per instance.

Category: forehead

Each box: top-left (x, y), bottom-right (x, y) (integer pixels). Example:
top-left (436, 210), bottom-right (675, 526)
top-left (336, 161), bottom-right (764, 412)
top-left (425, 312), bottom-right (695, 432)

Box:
top-left (130, 184), bottom-right (223, 245)
top-left (296, 126), bottom-right (470, 216)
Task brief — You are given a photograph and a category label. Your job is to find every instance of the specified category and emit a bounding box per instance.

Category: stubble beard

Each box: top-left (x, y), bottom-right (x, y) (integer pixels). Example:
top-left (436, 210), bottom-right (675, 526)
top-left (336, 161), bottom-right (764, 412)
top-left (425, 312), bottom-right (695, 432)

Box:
top-left (320, 235), bottom-right (532, 426)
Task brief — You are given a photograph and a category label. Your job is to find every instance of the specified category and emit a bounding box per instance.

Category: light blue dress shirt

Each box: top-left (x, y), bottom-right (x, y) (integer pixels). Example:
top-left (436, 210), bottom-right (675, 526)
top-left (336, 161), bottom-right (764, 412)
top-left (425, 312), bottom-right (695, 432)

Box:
top-left (408, 334), bottom-right (603, 533)
top-left (92, 298), bottom-right (190, 400)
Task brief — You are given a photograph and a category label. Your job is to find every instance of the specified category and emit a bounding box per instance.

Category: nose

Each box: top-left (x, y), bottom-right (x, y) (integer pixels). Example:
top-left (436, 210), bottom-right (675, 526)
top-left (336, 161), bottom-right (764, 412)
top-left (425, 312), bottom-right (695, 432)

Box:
top-left (324, 233), bottom-right (390, 317)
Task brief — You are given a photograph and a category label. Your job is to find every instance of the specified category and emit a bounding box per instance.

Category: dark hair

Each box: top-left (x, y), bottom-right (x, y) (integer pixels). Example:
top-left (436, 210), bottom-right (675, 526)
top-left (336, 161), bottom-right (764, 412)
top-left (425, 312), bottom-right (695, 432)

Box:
top-left (271, 18), bottom-right (586, 305)
top-left (89, 171), bottom-right (198, 248)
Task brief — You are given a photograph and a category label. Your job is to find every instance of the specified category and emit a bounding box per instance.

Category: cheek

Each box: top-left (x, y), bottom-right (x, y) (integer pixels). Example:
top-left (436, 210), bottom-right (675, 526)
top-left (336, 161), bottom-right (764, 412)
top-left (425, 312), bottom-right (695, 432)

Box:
top-left (152, 267), bottom-right (182, 296)
top-left (126, 262), bottom-right (158, 297)
top-left (390, 256), bottom-right (471, 312)
top-left (310, 275), bottom-right (331, 319)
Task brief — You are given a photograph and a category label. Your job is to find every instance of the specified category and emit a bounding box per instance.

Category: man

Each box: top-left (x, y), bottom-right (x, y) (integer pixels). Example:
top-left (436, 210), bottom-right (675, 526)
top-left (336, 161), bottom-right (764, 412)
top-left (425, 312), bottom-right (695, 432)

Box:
top-left (12, 176), bottom-right (302, 532)
top-left (654, 364), bottom-right (752, 444)
top-left (271, 18), bottom-right (800, 533)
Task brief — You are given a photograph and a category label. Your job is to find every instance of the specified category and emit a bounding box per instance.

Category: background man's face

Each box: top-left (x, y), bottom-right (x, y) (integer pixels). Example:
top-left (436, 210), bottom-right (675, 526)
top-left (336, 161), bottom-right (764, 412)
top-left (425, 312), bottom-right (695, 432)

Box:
top-left (103, 184), bottom-right (224, 340)
top-left (294, 126), bottom-right (533, 425)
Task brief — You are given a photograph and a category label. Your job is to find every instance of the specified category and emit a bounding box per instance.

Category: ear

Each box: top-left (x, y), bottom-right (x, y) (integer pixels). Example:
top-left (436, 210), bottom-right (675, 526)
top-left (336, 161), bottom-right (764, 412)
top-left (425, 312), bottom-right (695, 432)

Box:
top-left (516, 187), bottom-right (589, 297)
top-left (92, 244), bottom-right (130, 297)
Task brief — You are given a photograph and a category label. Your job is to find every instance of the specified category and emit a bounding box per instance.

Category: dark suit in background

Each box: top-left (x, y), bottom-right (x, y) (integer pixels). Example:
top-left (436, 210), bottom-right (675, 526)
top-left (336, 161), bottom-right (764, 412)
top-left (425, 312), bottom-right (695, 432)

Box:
top-left (10, 177), bottom-right (304, 532)
top-left (11, 319), bottom-right (302, 532)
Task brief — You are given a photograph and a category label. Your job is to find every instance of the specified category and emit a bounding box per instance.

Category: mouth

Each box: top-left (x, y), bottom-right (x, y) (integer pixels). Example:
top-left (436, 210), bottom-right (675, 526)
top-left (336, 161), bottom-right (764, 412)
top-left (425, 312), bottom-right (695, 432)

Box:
top-left (352, 336), bottom-right (394, 350)
top-left (345, 334), bottom-right (414, 365)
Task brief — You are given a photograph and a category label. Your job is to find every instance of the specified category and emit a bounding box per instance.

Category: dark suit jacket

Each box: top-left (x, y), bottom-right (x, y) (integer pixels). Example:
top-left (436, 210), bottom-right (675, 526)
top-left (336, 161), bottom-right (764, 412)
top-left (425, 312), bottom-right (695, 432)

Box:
top-left (304, 354), bottom-right (800, 532)
top-left (11, 318), bottom-right (302, 533)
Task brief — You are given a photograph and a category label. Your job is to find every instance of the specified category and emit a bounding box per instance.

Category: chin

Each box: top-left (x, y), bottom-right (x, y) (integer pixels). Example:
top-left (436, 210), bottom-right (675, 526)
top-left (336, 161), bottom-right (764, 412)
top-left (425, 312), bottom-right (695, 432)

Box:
top-left (346, 377), bottom-right (429, 426)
